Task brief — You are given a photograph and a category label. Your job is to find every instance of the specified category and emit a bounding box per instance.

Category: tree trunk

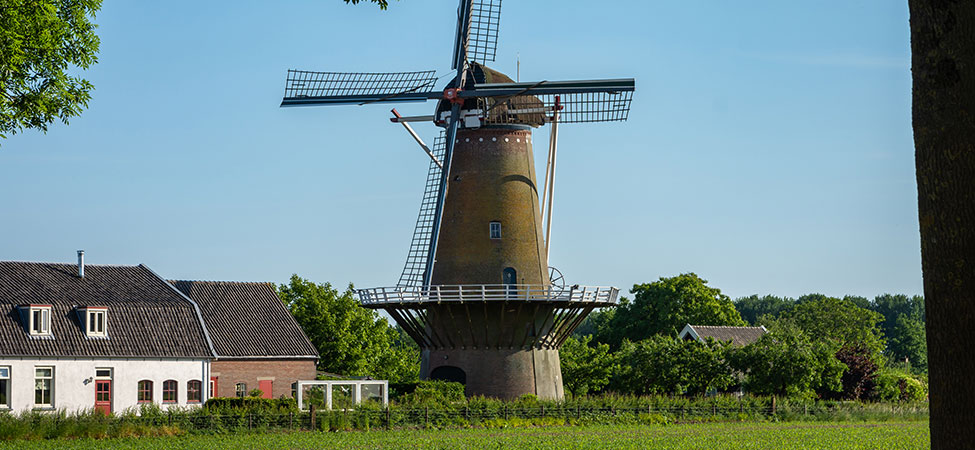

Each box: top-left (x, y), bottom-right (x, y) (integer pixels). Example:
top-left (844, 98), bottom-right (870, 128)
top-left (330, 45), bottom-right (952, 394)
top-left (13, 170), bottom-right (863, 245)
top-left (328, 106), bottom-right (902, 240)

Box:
top-left (909, 1), bottom-right (975, 447)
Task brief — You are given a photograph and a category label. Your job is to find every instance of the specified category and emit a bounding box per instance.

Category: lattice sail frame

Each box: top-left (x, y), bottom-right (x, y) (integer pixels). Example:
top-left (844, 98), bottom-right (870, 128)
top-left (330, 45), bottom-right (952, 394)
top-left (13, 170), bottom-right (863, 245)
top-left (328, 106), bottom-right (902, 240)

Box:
top-left (398, 132), bottom-right (448, 287)
top-left (467, 0), bottom-right (502, 65)
top-left (478, 90), bottom-right (634, 125)
top-left (283, 70), bottom-right (438, 102)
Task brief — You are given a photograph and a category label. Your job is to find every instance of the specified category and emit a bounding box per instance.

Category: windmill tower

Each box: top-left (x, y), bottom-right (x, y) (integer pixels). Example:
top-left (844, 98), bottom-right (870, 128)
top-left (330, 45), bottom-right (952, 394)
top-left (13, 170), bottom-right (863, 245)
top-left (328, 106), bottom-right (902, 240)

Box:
top-left (281, 0), bottom-right (634, 400)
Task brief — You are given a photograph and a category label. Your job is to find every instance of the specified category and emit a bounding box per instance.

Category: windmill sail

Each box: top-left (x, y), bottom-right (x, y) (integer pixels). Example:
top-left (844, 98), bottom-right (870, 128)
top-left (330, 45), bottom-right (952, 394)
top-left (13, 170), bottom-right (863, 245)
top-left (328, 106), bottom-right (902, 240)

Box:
top-left (467, 0), bottom-right (502, 65)
top-left (281, 70), bottom-right (439, 106)
top-left (470, 78), bottom-right (636, 124)
top-left (398, 131), bottom-right (448, 287)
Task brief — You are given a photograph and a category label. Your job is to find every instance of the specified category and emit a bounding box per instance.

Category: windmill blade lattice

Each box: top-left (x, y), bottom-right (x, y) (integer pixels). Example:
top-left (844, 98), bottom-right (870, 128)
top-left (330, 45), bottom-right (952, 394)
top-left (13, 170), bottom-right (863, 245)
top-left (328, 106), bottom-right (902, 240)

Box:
top-left (464, 78), bottom-right (635, 124)
top-left (281, 70), bottom-right (438, 106)
top-left (398, 131), bottom-right (448, 287)
top-left (467, 0), bottom-right (502, 65)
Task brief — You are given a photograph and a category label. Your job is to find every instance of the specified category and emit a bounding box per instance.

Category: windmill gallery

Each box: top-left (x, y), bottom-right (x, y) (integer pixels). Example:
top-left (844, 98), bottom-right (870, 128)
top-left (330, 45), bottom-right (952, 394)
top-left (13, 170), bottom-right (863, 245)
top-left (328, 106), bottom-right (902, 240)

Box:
top-left (280, 0), bottom-right (634, 400)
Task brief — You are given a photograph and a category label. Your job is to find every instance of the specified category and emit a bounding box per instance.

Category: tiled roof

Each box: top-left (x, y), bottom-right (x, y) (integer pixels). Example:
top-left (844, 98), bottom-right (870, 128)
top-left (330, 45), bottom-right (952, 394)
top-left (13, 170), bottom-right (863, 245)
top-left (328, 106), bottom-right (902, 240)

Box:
top-left (682, 325), bottom-right (768, 347)
top-left (0, 262), bottom-right (213, 358)
top-left (169, 280), bottom-right (318, 359)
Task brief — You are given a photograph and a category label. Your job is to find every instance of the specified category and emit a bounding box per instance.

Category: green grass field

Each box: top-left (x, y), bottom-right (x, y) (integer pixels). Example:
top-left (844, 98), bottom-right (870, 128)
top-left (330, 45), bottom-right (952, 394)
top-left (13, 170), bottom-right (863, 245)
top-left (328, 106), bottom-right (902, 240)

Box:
top-left (0, 421), bottom-right (929, 449)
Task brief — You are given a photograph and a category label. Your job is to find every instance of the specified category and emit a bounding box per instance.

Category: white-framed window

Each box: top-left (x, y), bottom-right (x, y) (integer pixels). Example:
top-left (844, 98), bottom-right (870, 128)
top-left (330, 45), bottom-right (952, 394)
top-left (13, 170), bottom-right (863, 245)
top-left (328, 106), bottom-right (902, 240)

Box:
top-left (489, 221), bottom-right (502, 239)
top-left (235, 383), bottom-right (247, 398)
top-left (29, 306), bottom-right (52, 336)
top-left (0, 367), bottom-right (10, 409)
top-left (86, 308), bottom-right (107, 337)
top-left (34, 367), bottom-right (54, 408)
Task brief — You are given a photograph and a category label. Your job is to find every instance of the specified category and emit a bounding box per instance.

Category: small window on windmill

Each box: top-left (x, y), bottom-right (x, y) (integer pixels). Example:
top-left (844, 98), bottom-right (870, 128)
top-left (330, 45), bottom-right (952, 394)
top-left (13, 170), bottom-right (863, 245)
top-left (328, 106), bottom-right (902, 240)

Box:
top-left (489, 222), bottom-right (501, 239)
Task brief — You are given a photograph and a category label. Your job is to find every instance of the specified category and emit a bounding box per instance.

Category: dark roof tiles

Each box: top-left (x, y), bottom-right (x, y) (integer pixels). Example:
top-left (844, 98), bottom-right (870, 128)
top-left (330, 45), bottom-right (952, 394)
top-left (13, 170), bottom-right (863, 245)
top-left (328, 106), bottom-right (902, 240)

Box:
top-left (683, 325), bottom-right (768, 347)
top-left (0, 262), bottom-right (213, 358)
top-left (169, 280), bottom-right (318, 359)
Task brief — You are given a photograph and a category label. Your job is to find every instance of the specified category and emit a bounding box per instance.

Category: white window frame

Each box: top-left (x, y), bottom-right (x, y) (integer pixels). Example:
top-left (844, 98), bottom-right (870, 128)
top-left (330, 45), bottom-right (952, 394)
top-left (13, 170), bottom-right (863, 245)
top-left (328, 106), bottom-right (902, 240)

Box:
top-left (29, 306), bottom-right (52, 336)
top-left (489, 221), bottom-right (502, 239)
top-left (86, 308), bottom-right (107, 337)
top-left (34, 366), bottom-right (54, 408)
top-left (0, 367), bottom-right (10, 409)
top-left (235, 383), bottom-right (247, 398)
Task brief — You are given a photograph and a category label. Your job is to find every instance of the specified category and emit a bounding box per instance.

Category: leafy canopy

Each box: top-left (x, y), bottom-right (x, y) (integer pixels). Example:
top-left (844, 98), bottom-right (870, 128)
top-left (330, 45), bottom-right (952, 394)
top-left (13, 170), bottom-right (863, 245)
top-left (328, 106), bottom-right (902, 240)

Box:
top-left (559, 335), bottom-right (617, 397)
top-left (279, 275), bottom-right (418, 382)
top-left (615, 335), bottom-right (735, 396)
top-left (343, 0), bottom-right (393, 9)
top-left (0, 0), bottom-right (101, 139)
top-left (602, 273), bottom-right (745, 347)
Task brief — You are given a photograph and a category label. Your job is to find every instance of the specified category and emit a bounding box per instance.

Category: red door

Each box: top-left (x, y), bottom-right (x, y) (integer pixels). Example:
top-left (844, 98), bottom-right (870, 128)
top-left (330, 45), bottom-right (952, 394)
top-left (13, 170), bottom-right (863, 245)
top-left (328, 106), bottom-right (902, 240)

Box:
top-left (258, 380), bottom-right (272, 399)
top-left (210, 376), bottom-right (219, 398)
top-left (95, 380), bottom-right (111, 415)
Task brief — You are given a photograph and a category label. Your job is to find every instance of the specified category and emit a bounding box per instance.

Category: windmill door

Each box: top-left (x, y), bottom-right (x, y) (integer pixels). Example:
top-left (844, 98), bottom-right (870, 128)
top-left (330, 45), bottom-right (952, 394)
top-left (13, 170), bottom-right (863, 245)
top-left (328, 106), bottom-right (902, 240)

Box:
top-left (94, 380), bottom-right (111, 415)
top-left (503, 267), bottom-right (517, 298)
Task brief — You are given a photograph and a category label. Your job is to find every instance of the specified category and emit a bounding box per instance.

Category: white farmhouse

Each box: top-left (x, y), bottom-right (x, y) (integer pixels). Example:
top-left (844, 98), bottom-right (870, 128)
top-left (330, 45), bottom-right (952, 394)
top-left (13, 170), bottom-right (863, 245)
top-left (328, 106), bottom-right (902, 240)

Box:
top-left (0, 256), bottom-right (215, 414)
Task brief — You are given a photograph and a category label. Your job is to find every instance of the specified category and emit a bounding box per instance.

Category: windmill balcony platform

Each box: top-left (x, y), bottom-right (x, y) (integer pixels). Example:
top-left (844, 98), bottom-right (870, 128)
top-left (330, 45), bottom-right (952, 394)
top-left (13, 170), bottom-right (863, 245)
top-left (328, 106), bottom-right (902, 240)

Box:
top-left (357, 284), bottom-right (619, 308)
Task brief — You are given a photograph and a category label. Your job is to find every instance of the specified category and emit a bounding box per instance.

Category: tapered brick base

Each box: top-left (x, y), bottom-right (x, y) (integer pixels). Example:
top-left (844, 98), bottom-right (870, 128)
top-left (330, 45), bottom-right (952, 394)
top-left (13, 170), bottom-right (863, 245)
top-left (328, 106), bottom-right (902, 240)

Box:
top-left (421, 348), bottom-right (564, 400)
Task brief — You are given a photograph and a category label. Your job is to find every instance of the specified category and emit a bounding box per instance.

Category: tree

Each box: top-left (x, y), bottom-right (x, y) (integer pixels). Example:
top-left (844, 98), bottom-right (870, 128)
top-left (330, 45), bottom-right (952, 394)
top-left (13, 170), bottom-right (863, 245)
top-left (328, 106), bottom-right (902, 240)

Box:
top-left (559, 335), bottom-right (617, 397)
top-left (0, 0), bottom-right (101, 140)
top-left (278, 275), bottom-right (419, 382)
top-left (833, 345), bottom-right (880, 401)
top-left (343, 0), bottom-right (393, 9)
top-left (603, 273), bottom-right (745, 348)
top-left (614, 336), bottom-right (734, 396)
top-left (910, 1), bottom-right (975, 445)
top-left (733, 294), bottom-right (794, 325)
top-left (730, 322), bottom-right (844, 398)
top-left (785, 296), bottom-right (886, 363)
top-left (889, 313), bottom-right (928, 371)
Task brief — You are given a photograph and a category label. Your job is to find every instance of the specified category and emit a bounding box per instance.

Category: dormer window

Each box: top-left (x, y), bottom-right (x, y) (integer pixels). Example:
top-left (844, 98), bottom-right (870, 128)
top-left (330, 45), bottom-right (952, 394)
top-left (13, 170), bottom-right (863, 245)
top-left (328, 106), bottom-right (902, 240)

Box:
top-left (28, 305), bottom-right (52, 337)
top-left (79, 306), bottom-right (108, 338)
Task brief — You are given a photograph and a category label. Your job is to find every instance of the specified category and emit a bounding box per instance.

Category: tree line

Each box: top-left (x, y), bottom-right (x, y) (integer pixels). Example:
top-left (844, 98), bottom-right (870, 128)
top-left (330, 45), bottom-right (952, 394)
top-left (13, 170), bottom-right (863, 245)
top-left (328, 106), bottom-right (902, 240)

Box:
top-left (562, 273), bottom-right (926, 401)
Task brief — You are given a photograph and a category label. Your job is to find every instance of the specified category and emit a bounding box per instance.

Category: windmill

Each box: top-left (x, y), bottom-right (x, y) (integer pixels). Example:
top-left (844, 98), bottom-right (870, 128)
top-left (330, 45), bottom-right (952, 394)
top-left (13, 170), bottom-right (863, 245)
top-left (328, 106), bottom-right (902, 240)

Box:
top-left (281, 0), bottom-right (634, 399)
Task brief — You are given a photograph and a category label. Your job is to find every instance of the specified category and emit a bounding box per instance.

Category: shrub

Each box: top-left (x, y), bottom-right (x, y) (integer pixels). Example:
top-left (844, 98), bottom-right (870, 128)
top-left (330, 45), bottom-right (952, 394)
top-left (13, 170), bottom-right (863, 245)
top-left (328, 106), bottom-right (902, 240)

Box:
top-left (204, 396), bottom-right (298, 413)
top-left (394, 380), bottom-right (465, 406)
top-left (873, 369), bottom-right (926, 402)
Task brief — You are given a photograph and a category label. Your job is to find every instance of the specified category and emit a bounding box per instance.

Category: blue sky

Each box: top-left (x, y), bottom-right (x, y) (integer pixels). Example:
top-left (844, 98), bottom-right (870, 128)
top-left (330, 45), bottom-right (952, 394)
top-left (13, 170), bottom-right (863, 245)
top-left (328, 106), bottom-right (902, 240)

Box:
top-left (0, 1), bottom-right (917, 300)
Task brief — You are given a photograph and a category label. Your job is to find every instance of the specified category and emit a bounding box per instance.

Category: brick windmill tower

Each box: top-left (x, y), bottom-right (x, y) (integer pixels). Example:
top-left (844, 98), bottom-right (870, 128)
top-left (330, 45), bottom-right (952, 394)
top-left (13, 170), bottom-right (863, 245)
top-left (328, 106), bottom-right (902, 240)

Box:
top-left (281, 0), bottom-right (634, 399)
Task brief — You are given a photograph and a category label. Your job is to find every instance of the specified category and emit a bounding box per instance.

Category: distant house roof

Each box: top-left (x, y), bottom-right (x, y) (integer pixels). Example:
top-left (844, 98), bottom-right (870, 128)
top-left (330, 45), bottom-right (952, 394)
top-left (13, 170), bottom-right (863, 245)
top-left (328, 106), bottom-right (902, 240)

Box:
top-left (170, 280), bottom-right (318, 359)
top-left (0, 262), bottom-right (213, 359)
top-left (678, 324), bottom-right (768, 347)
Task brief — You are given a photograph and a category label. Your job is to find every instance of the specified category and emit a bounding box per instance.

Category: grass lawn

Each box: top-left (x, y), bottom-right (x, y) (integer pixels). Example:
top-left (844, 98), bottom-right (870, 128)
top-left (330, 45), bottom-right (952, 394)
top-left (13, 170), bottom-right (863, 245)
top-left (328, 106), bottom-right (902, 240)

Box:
top-left (0, 421), bottom-right (929, 449)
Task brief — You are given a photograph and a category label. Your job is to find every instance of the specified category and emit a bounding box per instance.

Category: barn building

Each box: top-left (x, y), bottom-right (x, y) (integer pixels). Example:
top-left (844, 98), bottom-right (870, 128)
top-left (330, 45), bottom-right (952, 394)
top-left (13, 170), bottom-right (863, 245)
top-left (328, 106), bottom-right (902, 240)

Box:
top-left (170, 280), bottom-right (318, 399)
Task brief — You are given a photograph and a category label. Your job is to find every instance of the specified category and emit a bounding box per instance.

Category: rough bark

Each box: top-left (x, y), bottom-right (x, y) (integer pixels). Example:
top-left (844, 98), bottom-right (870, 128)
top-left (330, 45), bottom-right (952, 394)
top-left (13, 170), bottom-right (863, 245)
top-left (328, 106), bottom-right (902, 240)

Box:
top-left (909, 0), bottom-right (975, 447)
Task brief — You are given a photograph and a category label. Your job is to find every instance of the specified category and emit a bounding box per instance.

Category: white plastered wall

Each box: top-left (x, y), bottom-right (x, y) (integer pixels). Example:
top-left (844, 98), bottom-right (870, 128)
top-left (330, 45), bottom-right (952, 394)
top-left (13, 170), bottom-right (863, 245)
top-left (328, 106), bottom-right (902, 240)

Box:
top-left (0, 358), bottom-right (210, 414)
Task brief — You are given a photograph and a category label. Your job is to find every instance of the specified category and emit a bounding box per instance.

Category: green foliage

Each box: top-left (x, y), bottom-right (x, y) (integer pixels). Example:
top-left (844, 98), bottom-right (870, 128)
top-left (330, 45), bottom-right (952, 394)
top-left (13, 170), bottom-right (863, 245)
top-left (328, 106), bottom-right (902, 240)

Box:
top-left (279, 275), bottom-right (419, 382)
top-left (873, 368), bottom-right (927, 402)
top-left (247, 388), bottom-right (264, 398)
top-left (785, 296), bottom-right (887, 364)
top-left (615, 335), bottom-right (734, 396)
top-left (602, 273), bottom-right (745, 348)
top-left (0, 0), bottom-right (101, 140)
top-left (560, 335), bottom-right (617, 396)
top-left (203, 397), bottom-right (298, 413)
top-left (731, 322), bottom-right (844, 398)
top-left (734, 294), bottom-right (794, 325)
top-left (343, 0), bottom-right (393, 9)
top-left (393, 380), bottom-right (465, 406)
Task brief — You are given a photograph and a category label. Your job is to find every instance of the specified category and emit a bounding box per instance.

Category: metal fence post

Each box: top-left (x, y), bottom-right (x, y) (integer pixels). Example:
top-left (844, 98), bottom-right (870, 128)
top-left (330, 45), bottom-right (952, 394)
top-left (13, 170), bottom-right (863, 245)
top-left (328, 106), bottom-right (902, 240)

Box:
top-left (424, 407), bottom-right (429, 428)
top-left (386, 406), bottom-right (391, 430)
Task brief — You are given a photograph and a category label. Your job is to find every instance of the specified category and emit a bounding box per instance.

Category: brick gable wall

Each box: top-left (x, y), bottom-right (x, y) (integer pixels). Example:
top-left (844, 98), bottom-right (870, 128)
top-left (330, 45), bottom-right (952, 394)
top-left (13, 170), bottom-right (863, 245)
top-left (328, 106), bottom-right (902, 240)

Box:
top-left (211, 359), bottom-right (316, 399)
